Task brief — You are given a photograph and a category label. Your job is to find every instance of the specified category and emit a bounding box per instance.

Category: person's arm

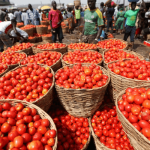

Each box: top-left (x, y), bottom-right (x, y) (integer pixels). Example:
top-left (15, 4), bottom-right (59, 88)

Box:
top-left (141, 0), bottom-right (146, 9)
top-left (57, 11), bottom-right (63, 25)
top-left (48, 11), bottom-right (55, 33)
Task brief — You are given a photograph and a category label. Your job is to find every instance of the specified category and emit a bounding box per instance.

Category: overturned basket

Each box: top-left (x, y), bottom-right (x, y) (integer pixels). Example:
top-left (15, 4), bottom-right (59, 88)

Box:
top-left (103, 49), bottom-right (144, 69)
top-left (116, 85), bottom-right (150, 150)
top-left (32, 43), bottom-right (68, 54)
top-left (61, 50), bottom-right (103, 67)
top-left (3, 64), bottom-right (54, 112)
top-left (0, 99), bottom-right (58, 150)
top-left (55, 64), bottom-right (110, 117)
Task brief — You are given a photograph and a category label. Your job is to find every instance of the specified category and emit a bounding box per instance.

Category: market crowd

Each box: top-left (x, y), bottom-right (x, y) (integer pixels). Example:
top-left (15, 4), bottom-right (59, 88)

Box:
top-left (0, 0), bottom-right (150, 51)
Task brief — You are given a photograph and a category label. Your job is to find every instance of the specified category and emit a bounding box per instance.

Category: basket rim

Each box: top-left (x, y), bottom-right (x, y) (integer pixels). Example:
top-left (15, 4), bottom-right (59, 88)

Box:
top-left (61, 50), bottom-right (103, 66)
top-left (107, 59), bottom-right (150, 83)
top-left (2, 64), bottom-right (55, 104)
top-left (115, 85), bottom-right (150, 144)
top-left (103, 49), bottom-right (144, 65)
top-left (0, 64), bottom-right (9, 76)
top-left (55, 63), bottom-right (110, 91)
top-left (20, 51), bottom-right (62, 69)
top-left (96, 38), bottom-right (128, 50)
top-left (0, 99), bottom-right (58, 150)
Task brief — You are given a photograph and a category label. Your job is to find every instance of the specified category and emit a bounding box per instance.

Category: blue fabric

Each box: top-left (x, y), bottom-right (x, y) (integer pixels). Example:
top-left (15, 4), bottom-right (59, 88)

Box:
top-left (27, 9), bottom-right (40, 25)
top-left (52, 26), bottom-right (63, 42)
top-left (14, 11), bottom-right (22, 22)
top-left (107, 18), bottom-right (113, 31)
top-left (124, 25), bottom-right (136, 42)
top-left (81, 12), bottom-right (84, 17)
top-left (100, 30), bottom-right (105, 38)
top-left (106, 8), bottom-right (115, 19)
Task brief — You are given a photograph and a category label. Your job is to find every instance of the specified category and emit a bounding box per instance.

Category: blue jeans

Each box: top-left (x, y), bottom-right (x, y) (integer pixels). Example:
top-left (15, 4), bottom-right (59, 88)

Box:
top-left (124, 25), bottom-right (136, 42)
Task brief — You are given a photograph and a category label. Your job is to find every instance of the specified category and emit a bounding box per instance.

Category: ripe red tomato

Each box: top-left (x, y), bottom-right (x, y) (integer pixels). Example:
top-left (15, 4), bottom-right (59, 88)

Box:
top-left (13, 136), bottom-right (24, 148)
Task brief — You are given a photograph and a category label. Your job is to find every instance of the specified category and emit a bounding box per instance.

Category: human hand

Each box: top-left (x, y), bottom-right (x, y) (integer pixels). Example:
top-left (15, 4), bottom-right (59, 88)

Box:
top-left (57, 21), bottom-right (61, 25)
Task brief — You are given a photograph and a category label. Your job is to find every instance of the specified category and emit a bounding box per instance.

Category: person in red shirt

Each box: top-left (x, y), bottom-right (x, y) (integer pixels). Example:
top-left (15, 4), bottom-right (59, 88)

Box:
top-left (49, 1), bottom-right (63, 43)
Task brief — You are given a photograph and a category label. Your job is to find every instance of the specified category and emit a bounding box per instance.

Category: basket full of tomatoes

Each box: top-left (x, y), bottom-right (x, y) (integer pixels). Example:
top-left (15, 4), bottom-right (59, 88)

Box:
top-left (55, 63), bottom-right (110, 117)
top-left (68, 43), bottom-right (98, 52)
top-left (97, 39), bottom-right (128, 54)
top-left (0, 100), bottom-right (57, 150)
top-left (103, 48), bottom-right (144, 69)
top-left (90, 103), bottom-right (134, 150)
top-left (107, 59), bottom-right (150, 101)
top-left (116, 86), bottom-right (150, 150)
top-left (21, 51), bottom-right (62, 72)
top-left (0, 52), bottom-right (27, 70)
top-left (1, 63), bottom-right (54, 112)
top-left (42, 34), bottom-right (52, 42)
top-left (6, 43), bottom-right (34, 55)
top-left (28, 36), bottom-right (36, 43)
top-left (62, 50), bottom-right (103, 67)
top-left (32, 43), bottom-right (68, 54)
top-left (20, 25), bottom-right (36, 36)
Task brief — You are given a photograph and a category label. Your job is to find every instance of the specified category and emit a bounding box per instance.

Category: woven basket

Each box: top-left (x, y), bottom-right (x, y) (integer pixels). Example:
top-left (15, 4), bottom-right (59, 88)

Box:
top-left (97, 39), bottom-right (128, 52)
top-left (42, 36), bottom-right (53, 42)
top-left (41, 21), bottom-right (48, 25)
top-left (35, 36), bottom-right (42, 43)
top-left (115, 85), bottom-right (150, 150)
top-left (28, 38), bottom-right (36, 43)
top-left (62, 27), bottom-right (69, 33)
top-left (36, 26), bottom-right (48, 35)
top-left (3, 64), bottom-right (54, 112)
top-left (103, 49), bottom-right (144, 69)
top-left (89, 104), bottom-right (115, 150)
top-left (0, 64), bottom-right (9, 77)
top-left (23, 28), bottom-right (34, 36)
top-left (15, 46), bottom-right (33, 56)
top-left (32, 43), bottom-right (68, 54)
top-left (61, 50), bottom-right (103, 67)
top-left (55, 64), bottom-right (110, 117)
top-left (107, 59), bottom-right (150, 102)
top-left (0, 99), bottom-right (57, 150)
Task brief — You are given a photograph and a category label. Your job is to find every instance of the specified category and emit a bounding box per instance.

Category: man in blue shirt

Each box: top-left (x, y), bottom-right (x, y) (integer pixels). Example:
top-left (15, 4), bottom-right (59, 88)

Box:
top-left (14, 9), bottom-right (22, 23)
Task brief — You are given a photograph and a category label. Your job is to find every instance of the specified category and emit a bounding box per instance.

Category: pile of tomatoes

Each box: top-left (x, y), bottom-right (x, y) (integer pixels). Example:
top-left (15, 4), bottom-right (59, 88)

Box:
top-left (0, 64), bottom-right (8, 74)
top-left (33, 33), bottom-right (41, 37)
top-left (28, 37), bottom-right (36, 40)
top-left (63, 50), bottom-right (102, 64)
top-left (0, 52), bottom-right (26, 65)
top-left (20, 25), bottom-right (36, 30)
top-left (17, 23), bottom-right (24, 26)
top-left (0, 102), bottom-right (56, 150)
top-left (118, 87), bottom-right (150, 139)
top-left (50, 108), bottom-right (90, 150)
top-left (55, 64), bottom-right (108, 89)
top-left (68, 43), bottom-right (97, 50)
top-left (6, 43), bottom-right (34, 53)
top-left (21, 51), bottom-right (61, 67)
top-left (42, 34), bottom-right (52, 37)
top-left (91, 105), bottom-right (134, 149)
top-left (97, 39), bottom-right (126, 50)
top-left (0, 63), bottom-right (53, 102)
top-left (36, 43), bottom-right (66, 50)
top-left (108, 59), bottom-right (150, 81)
top-left (36, 25), bottom-right (47, 27)
top-left (104, 48), bottom-right (139, 63)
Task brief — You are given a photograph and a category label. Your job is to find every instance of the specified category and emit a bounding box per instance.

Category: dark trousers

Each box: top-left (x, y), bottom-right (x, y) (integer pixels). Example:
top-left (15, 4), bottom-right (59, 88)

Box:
top-left (107, 18), bottom-right (113, 32)
top-left (124, 25), bottom-right (136, 42)
top-left (52, 26), bottom-right (63, 43)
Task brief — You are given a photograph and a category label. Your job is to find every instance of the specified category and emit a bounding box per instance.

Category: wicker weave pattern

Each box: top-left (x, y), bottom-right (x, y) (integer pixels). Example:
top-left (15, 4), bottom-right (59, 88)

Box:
top-left (36, 26), bottom-right (48, 35)
top-left (0, 99), bottom-right (57, 150)
top-left (15, 46), bottom-right (33, 56)
top-left (103, 49), bottom-right (144, 69)
top-left (115, 86), bottom-right (150, 150)
top-left (107, 60), bottom-right (150, 102)
top-left (61, 50), bottom-right (103, 67)
top-left (23, 28), bottom-right (34, 36)
top-left (55, 64), bottom-right (110, 117)
top-left (68, 48), bottom-right (98, 52)
top-left (3, 64), bottom-right (54, 112)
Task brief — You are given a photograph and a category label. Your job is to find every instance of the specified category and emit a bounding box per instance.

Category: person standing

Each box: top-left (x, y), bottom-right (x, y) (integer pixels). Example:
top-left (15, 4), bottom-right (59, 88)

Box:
top-left (14, 9), bottom-right (22, 23)
top-left (21, 9), bottom-right (29, 25)
top-left (75, 6), bottom-right (81, 26)
top-left (115, 8), bottom-right (125, 34)
top-left (105, 2), bottom-right (115, 33)
top-left (48, 1), bottom-right (63, 43)
top-left (0, 9), bottom-right (6, 22)
top-left (67, 7), bottom-right (74, 34)
top-left (27, 4), bottom-right (40, 25)
top-left (123, 0), bottom-right (146, 50)
top-left (81, 0), bottom-right (104, 43)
